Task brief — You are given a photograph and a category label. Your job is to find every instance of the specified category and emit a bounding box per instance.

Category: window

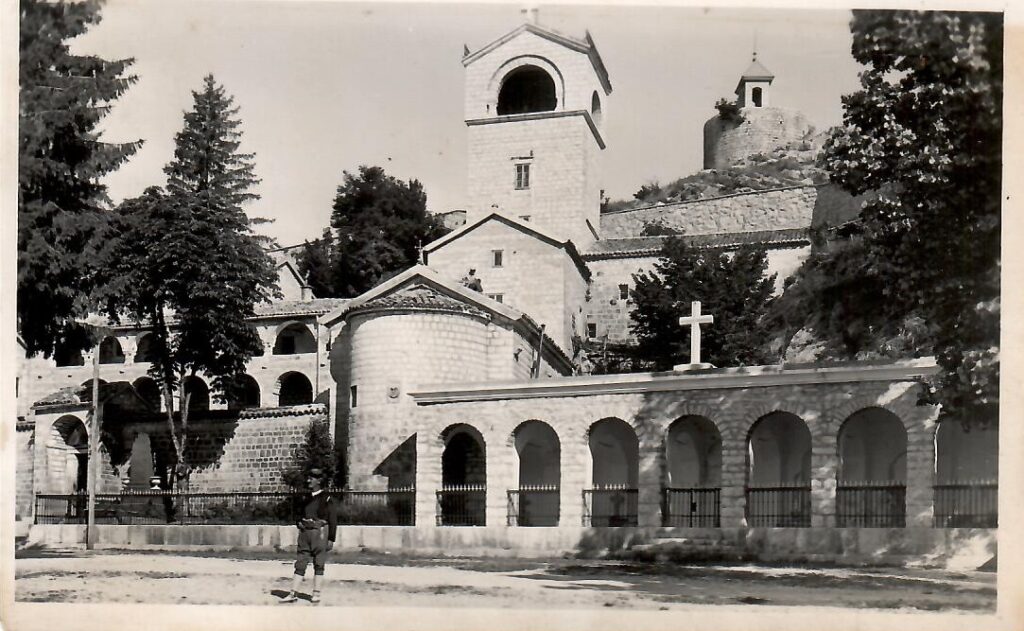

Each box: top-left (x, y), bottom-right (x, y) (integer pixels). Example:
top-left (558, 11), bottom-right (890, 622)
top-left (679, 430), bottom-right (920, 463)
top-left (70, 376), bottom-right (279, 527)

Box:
top-left (486, 293), bottom-right (504, 304)
top-left (350, 385), bottom-right (358, 408)
top-left (587, 323), bottom-right (597, 338)
top-left (752, 86), bottom-right (763, 107)
top-left (492, 249), bottom-right (504, 267)
top-left (618, 284), bottom-right (629, 300)
top-left (515, 163), bottom-right (530, 189)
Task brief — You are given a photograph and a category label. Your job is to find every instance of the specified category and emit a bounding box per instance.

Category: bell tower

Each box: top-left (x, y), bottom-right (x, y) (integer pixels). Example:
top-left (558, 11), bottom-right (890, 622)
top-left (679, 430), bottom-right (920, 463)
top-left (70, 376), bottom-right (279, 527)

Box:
top-left (462, 21), bottom-right (611, 248)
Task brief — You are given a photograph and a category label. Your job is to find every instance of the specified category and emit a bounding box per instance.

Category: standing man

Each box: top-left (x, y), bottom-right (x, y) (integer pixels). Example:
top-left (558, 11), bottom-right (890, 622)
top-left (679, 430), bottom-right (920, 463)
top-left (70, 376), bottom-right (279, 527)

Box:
top-left (280, 468), bottom-right (338, 604)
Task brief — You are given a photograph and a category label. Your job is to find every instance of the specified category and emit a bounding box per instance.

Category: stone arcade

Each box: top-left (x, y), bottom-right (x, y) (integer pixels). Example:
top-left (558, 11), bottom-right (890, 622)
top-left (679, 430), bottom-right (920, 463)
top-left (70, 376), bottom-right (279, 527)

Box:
top-left (17, 21), bottom-right (997, 563)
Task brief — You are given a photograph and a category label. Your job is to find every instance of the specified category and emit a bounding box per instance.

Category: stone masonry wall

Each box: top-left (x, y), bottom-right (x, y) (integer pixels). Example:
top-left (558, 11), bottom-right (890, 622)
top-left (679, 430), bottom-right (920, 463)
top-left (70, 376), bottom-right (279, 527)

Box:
top-left (703, 106), bottom-right (814, 170)
top-left (599, 185), bottom-right (817, 240)
top-left (412, 376), bottom-right (938, 529)
top-left (16, 422), bottom-right (35, 520)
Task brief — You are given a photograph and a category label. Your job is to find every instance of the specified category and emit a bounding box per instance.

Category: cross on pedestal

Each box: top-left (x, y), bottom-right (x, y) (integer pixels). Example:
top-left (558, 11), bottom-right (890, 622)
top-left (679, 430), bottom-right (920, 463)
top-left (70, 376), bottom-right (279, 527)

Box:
top-left (673, 301), bottom-right (715, 371)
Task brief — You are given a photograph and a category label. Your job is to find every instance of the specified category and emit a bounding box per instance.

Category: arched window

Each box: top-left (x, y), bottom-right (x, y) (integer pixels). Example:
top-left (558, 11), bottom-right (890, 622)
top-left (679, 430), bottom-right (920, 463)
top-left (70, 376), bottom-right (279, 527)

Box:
top-left (273, 323), bottom-right (317, 355)
top-left (664, 415), bottom-right (722, 527)
top-left (439, 424), bottom-right (486, 526)
top-left (746, 412), bottom-right (811, 527)
top-left (135, 334), bottom-right (158, 363)
top-left (133, 376), bottom-right (162, 411)
top-left (752, 86), bottom-right (763, 107)
top-left (98, 336), bottom-right (125, 364)
top-left (591, 91), bottom-right (602, 126)
top-left (278, 372), bottom-right (313, 406)
top-left (227, 374), bottom-right (261, 410)
top-left (497, 65), bottom-right (556, 115)
top-left (512, 420), bottom-right (560, 526)
top-left (836, 408), bottom-right (907, 527)
top-left (183, 376), bottom-right (210, 412)
top-left (586, 418), bottom-right (638, 526)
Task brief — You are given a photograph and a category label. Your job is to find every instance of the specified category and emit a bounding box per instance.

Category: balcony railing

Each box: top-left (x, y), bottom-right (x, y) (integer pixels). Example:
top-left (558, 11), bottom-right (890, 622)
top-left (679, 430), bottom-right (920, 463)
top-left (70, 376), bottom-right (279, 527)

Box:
top-left (836, 481), bottom-right (905, 527)
top-left (662, 487), bottom-right (721, 527)
top-left (934, 481), bottom-right (998, 528)
top-left (34, 488), bottom-right (415, 526)
top-left (582, 486), bottom-right (638, 527)
top-left (507, 486), bottom-right (560, 526)
top-left (745, 483), bottom-right (811, 527)
top-left (436, 484), bottom-right (486, 526)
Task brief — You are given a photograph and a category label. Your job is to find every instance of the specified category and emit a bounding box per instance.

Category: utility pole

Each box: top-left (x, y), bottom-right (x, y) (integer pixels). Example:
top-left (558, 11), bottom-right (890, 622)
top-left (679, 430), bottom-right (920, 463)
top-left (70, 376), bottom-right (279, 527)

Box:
top-left (86, 337), bottom-right (100, 550)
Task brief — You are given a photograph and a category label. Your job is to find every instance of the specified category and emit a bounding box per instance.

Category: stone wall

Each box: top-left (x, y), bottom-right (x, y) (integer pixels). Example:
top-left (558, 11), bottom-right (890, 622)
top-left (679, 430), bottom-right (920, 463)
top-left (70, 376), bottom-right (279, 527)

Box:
top-left (703, 106), bottom-right (814, 169)
top-left (599, 185), bottom-right (817, 240)
top-left (16, 421), bottom-right (35, 520)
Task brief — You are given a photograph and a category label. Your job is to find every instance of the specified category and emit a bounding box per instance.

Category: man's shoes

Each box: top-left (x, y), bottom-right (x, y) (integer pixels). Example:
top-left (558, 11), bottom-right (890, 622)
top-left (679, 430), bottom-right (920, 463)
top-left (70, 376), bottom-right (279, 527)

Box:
top-left (279, 592), bottom-right (298, 603)
top-left (310, 591), bottom-right (321, 604)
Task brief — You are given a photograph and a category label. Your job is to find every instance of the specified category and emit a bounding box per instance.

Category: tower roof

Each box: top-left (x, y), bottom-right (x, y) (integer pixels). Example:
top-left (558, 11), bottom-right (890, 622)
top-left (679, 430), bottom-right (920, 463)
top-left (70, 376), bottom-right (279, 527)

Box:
top-left (740, 55), bottom-right (774, 82)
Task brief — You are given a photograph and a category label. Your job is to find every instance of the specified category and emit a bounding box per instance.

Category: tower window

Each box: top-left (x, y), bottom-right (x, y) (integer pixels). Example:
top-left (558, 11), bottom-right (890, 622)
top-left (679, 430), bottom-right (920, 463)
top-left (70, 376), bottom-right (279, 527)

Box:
top-left (350, 385), bottom-right (358, 408)
top-left (492, 250), bottom-right (504, 267)
top-left (752, 87), bottom-right (763, 107)
top-left (587, 323), bottom-right (597, 338)
top-left (618, 284), bottom-right (629, 300)
top-left (515, 163), bottom-right (530, 190)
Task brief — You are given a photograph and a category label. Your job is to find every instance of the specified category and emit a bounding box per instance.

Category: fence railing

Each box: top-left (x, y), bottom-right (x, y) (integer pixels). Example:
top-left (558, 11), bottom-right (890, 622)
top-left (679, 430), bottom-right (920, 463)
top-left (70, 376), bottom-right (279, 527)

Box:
top-left (34, 488), bottom-right (415, 526)
top-left (436, 484), bottom-right (486, 526)
top-left (582, 486), bottom-right (638, 527)
top-left (507, 486), bottom-right (560, 526)
top-left (745, 484), bottom-right (811, 527)
top-left (662, 487), bottom-right (720, 527)
top-left (934, 481), bottom-right (998, 528)
top-left (836, 481), bottom-right (905, 527)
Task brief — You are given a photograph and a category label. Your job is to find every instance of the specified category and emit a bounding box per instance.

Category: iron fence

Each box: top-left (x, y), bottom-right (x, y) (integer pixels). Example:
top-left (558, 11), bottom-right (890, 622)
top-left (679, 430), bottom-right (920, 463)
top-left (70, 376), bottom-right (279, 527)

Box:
top-left (582, 486), bottom-right (638, 527)
top-left (507, 486), bottom-right (560, 526)
top-left (436, 484), bottom-right (486, 526)
top-left (836, 481), bottom-right (905, 527)
top-left (34, 488), bottom-right (415, 526)
top-left (934, 481), bottom-right (998, 528)
top-left (745, 484), bottom-right (811, 527)
top-left (662, 487), bottom-right (720, 527)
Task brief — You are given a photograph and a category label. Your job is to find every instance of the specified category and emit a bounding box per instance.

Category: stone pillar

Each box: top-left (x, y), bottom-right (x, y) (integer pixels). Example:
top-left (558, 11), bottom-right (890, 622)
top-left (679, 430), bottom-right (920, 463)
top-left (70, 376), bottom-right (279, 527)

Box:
top-left (414, 430), bottom-right (440, 528)
top-left (559, 430), bottom-right (589, 527)
top-left (810, 439), bottom-right (839, 528)
top-left (905, 407), bottom-right (939, 526)
top-left (719, 436), bottom-right (747, 527)
top-left (121, 336), bottom-right (138, 364)
top-left (486, 427), bottom-right (515, 528)
top-left (636, 437), bottom-right (662, 527)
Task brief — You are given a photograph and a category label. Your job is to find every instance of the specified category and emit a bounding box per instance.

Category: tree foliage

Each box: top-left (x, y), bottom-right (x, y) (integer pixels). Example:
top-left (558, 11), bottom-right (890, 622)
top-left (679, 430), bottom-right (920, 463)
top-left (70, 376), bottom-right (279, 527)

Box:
top-left (630, 238), bottom-right (776, 370)
top-left (96, 76), bottom-right (279, 483)
top-left (282, 417), bottom-right (339, 490)
top-left (18, 0), bottom-right (141, 357)
top-left (821, 10), bottom-right (1001, 427)
top-left (297, 165), bottom-right (448, 298)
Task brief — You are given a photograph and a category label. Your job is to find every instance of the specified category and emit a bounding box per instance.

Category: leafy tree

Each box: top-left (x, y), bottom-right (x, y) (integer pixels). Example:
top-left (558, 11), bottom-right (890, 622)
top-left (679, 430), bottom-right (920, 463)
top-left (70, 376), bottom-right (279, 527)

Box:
top-left (297, 166), bottom-right (448, 297)
top-left (630, 238), bottom-right (776, 370)
top-left (96, 76), bottom-right (279, 488)
top-left (18, 0), bottom-right (141, 358)
top-left (282, 417), bottom-right (338, 490)
top-left (821, 10), bottom-right (1001, 427)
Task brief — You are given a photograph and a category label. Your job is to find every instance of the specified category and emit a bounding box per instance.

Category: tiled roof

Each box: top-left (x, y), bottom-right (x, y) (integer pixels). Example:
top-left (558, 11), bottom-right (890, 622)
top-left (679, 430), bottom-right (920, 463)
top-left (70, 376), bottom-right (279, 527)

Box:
top-left (34, 387), bottom-right (86, 407)
top-left (347, 283), bottom-right (487, 318)
top-left (583, 228), bottom-right (809, 260)
top-left (253, 298), bottom-right (348, 318)
top-left (741, 58), bottom-right (774, 81)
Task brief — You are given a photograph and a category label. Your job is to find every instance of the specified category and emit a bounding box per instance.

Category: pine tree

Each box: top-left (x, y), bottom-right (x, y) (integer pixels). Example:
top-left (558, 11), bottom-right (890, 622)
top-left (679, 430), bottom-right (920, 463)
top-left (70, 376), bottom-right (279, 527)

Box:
top-left (18, 0), bottom-right (141, 357)
top-left (297, 165), bottom-right (448, 297)
top-left (96, 76), bottom-right (279, 488)
top-left (630, 239), bottom-right (776, 370)
top-left (282, 417), bottom-right (338, 490)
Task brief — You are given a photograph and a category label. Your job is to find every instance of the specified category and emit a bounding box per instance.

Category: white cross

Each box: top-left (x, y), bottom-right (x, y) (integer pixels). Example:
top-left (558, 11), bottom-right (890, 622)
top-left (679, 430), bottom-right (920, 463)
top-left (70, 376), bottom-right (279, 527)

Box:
top-left (678, 301), bottom-right (713, 367)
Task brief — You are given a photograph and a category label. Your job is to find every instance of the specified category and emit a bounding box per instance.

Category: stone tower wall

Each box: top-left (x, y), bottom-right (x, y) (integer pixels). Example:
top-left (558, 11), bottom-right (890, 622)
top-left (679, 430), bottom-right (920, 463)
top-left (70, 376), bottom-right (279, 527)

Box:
top-left (703, 106), bottom-right (813, 170)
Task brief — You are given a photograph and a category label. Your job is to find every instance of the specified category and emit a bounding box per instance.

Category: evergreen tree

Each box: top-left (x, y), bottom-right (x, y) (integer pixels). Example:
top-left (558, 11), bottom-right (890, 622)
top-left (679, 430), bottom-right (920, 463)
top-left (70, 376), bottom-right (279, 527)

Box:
top-left (297, 165), bottom-right (448, 298)
top-left (821, 10), bottom-right (1001, 427)
top-left (282, 417), bottom-right (338, 490)
top-left (18, 0), bottom-right (141, 357)
top-left (630, 239), bottom-right (775, 370)
top-left (95, 76), bottom-right (279, 488)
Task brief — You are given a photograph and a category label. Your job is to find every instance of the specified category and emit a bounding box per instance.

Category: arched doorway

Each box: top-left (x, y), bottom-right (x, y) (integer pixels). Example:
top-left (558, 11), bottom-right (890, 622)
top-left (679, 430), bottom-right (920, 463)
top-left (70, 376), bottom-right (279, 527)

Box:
top-left (587, 418), bottom-right (638, 526)
top-left (511, 420), bottom-right (560, 526)
top-left (746, 412), bottom-right (811, 527)
top-left (51, 415), bottom-right (89, 494)
top-left (226, 374), bottom-right (261, 410)
top-left (837, 408), bottom-right (907, 527)
top-left (99, 336), bottom-right (125, 364)
top-left (278, 372), bottom-right (313, 407)
top-left (135, 333), bottom-right (158, 363)
top-left (183, 376), bottom-right (209, 412)
top-left (133, 376), bottom-right (162, 411)
top-left (935, 422), bottom-right (998, 527)
top-left (273, 323), bottom-right (317, 355)
top-left (438, 424), bottom-right (486, 526)
top-left (664, 416), bottom-right (722, 526)
top-left (497, 65), bottom-right (557, 115)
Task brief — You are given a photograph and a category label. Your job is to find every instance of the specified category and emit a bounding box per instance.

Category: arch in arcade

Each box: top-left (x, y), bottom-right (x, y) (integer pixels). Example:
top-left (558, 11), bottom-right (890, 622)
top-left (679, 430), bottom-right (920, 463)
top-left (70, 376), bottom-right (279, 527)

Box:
top-left (273, 322), bottom-right (317, 355)
top-left (664, 415), bottom-right (722, 527)
top-left (511, 420), bottom-right (560, 526)
top-left (226, 374), bottom-right (261, 410)
top-left (133, 376), bottom-right (162, 412)
top-left (439, 424), bottom-right (487, 526)
top-left (746, 412), bottom-right (811, 527)
top-left (836, 408), bottom-right (908, 527)
top-left (183, 376), bottom-right (210, 411)
top-left (98, 336), bottom-right (126, 364)
top-left (277, 371), bottom-right (313, 407)
top-left (49, 415), bottom-right (89, 495)
top-left (587, 417), bottom-right (639, 526)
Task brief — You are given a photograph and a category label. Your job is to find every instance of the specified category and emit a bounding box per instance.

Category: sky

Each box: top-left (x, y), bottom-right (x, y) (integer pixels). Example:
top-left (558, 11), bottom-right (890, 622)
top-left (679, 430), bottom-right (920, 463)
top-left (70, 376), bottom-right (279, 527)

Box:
top-left (73, 1), bottom-right (864, 247)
